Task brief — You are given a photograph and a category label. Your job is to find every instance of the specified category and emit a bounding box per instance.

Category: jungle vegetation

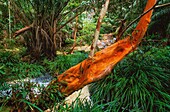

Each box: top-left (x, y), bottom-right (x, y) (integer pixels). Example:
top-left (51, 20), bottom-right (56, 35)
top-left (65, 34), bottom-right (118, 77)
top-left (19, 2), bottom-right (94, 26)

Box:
top-left (0, 0), bottom-right (170, 111)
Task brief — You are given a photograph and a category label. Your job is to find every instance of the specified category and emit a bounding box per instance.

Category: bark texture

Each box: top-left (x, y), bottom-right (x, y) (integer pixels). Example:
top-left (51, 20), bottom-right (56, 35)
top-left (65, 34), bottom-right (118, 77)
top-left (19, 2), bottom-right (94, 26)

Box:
top-left (47, 0), bottom-right (157, 96)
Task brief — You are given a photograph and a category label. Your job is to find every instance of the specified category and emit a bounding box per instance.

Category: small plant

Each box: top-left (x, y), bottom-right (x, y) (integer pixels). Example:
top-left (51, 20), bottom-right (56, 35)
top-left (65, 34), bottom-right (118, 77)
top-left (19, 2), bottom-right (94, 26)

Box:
top-left (0, 82), bottom-right (45, 112)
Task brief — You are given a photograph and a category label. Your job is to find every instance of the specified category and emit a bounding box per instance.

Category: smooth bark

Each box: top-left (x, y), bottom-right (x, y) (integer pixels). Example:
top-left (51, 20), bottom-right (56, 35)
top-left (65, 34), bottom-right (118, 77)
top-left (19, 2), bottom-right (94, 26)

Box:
top-left (45, 0), bottom-right (157, 96)
top-left (89, 0), bottom-right (110, 58)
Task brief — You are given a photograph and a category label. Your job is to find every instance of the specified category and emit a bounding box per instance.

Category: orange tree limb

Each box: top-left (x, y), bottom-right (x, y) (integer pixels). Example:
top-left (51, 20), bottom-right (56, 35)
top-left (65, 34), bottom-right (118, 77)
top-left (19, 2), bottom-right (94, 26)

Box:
top-left (46, 0), bottom-right (157, 96)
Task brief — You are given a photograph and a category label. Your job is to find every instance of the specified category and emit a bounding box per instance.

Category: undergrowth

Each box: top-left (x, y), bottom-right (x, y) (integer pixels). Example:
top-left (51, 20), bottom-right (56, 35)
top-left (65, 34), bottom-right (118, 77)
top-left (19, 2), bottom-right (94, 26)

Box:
top-left (90, 46), bottom-right (170, 112)
top-left (0, 51), bottom-right (45, 83)
top-left (0, 37), bottom-right (169, 112)
top-left (42, 51), bottom-right (88, 74)
top-left (0, 47), bottom-right (88, 111)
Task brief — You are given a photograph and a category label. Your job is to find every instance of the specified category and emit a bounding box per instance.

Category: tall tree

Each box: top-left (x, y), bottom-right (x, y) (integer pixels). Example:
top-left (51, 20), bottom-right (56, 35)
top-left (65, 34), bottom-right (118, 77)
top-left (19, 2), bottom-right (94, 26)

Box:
top-left (11, 0), bottom-right (92, 60)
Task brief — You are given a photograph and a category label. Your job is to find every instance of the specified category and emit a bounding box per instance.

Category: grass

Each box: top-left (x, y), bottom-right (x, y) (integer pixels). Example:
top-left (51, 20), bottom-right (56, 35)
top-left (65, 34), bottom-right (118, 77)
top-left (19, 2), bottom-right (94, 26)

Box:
top-left (42, 51), bottom-right (88, 74)
top-left (0, 50), bottom-right (45, 83)
top-left (0, 37), bottom-right (169, 111)
top-left (0, 43), bottom-right (88, 111)
top-left (90, 46), bottom-right (170, 112)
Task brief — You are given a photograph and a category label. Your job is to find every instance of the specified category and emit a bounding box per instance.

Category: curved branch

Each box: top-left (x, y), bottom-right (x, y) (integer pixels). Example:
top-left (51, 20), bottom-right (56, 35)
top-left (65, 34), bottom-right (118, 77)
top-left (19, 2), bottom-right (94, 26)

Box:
top-left (45, 0), bottom-right (157, 96)
top-left (118, 2), bottom-right (170, 39)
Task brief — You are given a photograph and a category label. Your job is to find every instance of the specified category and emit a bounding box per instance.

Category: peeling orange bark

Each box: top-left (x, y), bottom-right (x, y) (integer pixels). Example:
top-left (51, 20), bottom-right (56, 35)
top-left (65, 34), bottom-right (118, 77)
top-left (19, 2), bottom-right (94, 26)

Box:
top-left (47, 0), bottom-right (157, 96)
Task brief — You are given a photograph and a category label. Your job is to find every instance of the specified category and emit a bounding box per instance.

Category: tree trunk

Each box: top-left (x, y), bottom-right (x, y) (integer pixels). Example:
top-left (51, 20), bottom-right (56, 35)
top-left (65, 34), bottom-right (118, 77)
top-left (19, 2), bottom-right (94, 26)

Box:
top-left (8, 0), bottom-right (11, 39)
top-left (45, 0), bottom-right (157, 96)
top-left (68, 16), bottom-right (79, 54)
top-left (89, 0), bottom-right (110, 58)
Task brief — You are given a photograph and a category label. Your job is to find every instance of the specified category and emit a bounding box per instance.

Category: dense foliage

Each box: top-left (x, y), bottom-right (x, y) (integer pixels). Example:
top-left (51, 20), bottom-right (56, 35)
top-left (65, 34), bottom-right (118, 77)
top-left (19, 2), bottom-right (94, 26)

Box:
top-left (0, 0), bottom-right (170, 111)
top-left (90, 46), bottom-right (170, 111)
top-left (0, 49), bottom-right (88, 111)
top-left (0, 0), bottom-right (94, 59)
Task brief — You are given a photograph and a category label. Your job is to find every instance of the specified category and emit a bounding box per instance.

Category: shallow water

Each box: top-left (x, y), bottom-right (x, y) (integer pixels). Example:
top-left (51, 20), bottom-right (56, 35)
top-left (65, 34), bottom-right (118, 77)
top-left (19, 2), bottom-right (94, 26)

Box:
top-left (0, 73), bottom-right (53, 98)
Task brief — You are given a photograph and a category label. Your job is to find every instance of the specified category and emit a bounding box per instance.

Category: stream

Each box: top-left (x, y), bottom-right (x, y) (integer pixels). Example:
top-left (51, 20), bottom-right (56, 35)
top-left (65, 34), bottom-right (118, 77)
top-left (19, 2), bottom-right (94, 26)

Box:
top-left (0, 73), bottom-right (53, 98)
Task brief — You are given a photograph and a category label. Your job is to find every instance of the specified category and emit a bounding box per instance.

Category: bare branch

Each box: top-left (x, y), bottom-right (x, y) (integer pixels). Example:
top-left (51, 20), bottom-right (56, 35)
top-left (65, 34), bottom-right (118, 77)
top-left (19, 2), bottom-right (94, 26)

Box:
top-left (119, 1), bottom-right (159, 38)
top-left (13, 24), bottom-right (33, 37)
top-left (155, 2), bottom-right (170, 8)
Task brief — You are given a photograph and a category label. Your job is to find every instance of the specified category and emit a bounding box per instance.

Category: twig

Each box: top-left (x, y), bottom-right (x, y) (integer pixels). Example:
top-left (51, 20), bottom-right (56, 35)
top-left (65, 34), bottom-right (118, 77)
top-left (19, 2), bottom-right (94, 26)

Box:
top-left (119, 1), bottom-right (158, 38)
top-left (155, 2), bottom-right (170, 8)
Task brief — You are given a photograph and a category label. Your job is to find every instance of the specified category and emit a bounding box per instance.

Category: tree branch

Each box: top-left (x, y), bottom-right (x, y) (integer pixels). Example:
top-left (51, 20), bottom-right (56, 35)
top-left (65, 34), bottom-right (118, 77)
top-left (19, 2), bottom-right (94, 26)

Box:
top-left (68, 16), bottom-right (79, 54)
top-left (13, 24), bottom-right (33, 37)
top-left (155, 2), bottom-right (170, 8)
top-left (119, 1), bottom-right (158, 38)
top-left (45, 0), bottom-right (157, 97)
